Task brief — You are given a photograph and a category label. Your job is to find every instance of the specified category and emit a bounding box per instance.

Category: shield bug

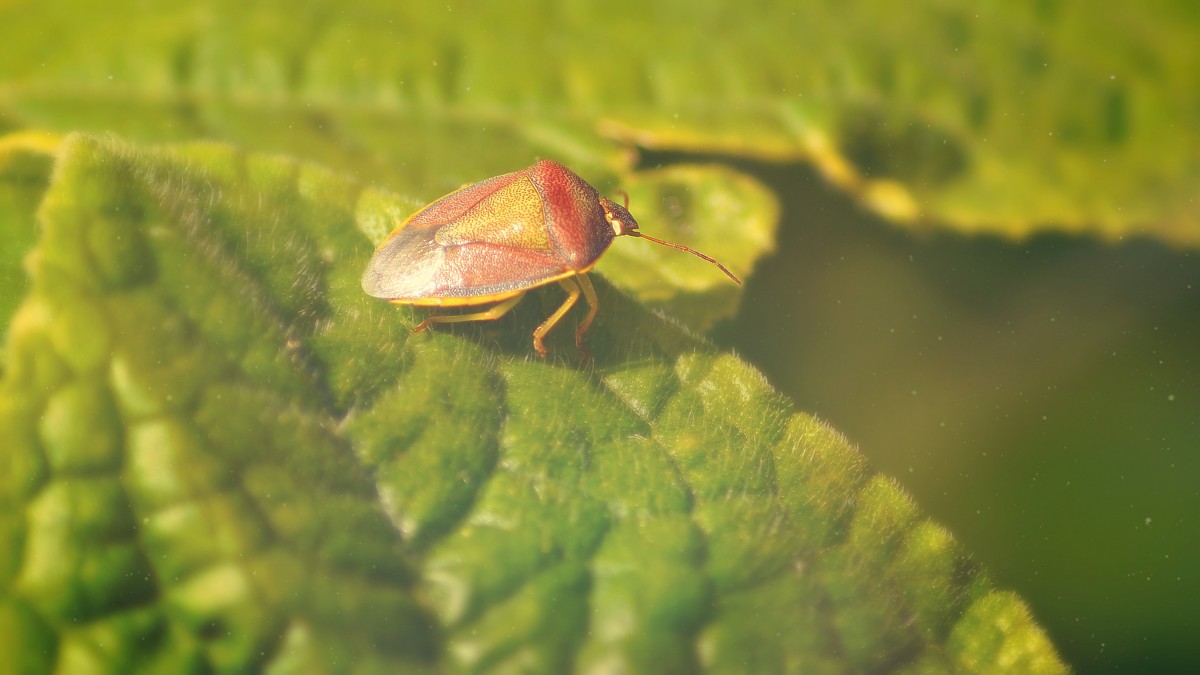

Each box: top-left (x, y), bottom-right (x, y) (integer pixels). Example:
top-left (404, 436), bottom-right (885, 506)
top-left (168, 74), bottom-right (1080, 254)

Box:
top-left (361, 159), bottom-right (741, 356)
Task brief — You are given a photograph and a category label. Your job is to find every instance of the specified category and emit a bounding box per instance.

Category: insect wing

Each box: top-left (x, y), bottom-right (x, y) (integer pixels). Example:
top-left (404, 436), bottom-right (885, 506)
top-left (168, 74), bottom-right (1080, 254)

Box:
top-left (362, 168), bottom-right (572, 302)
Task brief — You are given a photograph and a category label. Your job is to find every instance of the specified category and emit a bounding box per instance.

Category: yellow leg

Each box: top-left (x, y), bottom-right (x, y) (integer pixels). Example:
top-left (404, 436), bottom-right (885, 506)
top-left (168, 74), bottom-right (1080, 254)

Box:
top-left (532, 277), bottom-right (583, 356)
top-left (574, 274), bottom-right (599, 352)
top-left (413, 293), bottom-right (525, 334)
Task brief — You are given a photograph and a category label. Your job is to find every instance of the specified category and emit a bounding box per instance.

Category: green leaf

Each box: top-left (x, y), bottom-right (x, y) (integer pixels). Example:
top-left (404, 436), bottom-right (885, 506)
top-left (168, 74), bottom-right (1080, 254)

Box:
top-left (1, 1), bottom-right (1196, 245)
top-left (0, 133), bottom-right (1065, 672)
top-left (597, 164), bottom-right (778, 333)
top-left (0, 132), bottom-right (58, 350)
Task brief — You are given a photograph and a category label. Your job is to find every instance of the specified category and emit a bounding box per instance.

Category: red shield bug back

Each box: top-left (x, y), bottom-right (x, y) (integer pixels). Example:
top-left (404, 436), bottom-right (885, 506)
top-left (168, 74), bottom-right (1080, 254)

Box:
top-left (362, 159), bottom-right (741, 356)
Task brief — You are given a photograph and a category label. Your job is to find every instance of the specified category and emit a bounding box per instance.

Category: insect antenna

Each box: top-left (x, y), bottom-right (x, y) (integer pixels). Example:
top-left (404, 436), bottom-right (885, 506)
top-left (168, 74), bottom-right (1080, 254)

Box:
top-left (628, 232), bottom-right (743, 285)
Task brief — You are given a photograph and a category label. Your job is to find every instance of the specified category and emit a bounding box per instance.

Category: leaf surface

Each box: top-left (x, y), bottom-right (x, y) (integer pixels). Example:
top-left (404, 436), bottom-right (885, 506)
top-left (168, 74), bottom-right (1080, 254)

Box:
top-left (0, 134), bottom-right (1065, 673)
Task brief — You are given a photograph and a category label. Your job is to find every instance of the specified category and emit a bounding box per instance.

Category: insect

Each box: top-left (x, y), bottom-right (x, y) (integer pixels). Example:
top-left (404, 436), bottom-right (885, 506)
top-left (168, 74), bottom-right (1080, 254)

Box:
top-left (361, 159), bottom-right (741, 356)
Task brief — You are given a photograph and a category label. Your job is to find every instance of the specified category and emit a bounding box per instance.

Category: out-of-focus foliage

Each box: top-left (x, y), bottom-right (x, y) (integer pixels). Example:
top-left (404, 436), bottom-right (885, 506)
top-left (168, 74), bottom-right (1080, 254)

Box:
top-left (1, 1), bottom-right (1196, 244)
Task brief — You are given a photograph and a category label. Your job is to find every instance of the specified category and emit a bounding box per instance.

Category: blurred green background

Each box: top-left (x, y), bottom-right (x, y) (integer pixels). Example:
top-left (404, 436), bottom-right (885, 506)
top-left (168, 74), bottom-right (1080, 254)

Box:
top-left (708, 158), bottom-right (1199, 672)
top-left (3, 0), bottom-right (1198, 672)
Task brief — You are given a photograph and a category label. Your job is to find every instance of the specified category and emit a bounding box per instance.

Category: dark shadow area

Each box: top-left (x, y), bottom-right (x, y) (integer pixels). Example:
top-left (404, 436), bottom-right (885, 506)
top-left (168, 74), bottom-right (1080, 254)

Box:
top-left (640, 149), bottom-right (1200, 674)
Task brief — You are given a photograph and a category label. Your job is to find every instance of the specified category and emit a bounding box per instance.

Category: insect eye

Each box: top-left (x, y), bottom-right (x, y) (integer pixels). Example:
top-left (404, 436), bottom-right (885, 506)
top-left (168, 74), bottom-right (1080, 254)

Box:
top-left (605, 213), bottom-right (624, 235)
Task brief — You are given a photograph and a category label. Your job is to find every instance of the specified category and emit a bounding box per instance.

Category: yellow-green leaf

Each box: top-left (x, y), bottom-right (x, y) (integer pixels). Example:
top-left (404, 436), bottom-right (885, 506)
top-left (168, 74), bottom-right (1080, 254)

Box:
top-left (1, 1), bottom-right (1195, 245)
top-left (0, 133), bottom-right (1066, 673)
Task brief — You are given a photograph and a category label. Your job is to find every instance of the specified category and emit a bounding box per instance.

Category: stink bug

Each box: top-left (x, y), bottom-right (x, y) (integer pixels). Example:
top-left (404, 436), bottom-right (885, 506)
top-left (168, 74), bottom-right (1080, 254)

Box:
top-left (361, 159), bottom-right (741, 356)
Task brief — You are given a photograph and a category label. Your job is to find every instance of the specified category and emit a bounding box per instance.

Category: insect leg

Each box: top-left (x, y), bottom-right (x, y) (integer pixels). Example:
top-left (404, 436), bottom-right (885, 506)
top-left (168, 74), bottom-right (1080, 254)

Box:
top-left (574, 274), bottom-right (599, 352)
top-left (413, 293), bottom-right (525, 334)
top-left (532, 276), bottom-right (582, 356)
